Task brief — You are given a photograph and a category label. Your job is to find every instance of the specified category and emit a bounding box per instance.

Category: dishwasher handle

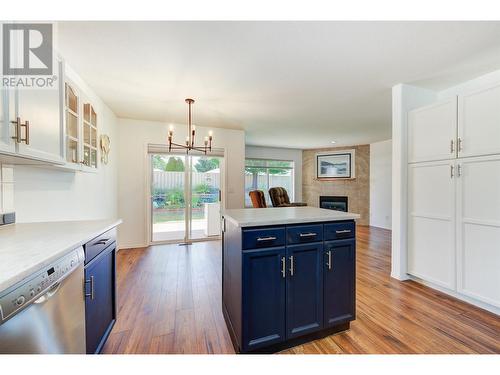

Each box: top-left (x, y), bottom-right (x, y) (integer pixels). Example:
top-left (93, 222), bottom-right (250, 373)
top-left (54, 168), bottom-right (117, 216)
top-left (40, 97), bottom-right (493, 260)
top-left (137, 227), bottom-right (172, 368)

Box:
top-left (33, 282), bottom-right (61, 304)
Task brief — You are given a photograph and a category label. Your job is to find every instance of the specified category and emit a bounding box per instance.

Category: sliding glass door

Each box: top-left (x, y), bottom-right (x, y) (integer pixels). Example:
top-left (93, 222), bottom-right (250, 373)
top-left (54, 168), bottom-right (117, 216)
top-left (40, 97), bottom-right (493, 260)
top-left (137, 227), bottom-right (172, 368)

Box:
top-left (189, 155), bottom-right (222, 240)
top-left (150, 153), bottom-right (223, 243)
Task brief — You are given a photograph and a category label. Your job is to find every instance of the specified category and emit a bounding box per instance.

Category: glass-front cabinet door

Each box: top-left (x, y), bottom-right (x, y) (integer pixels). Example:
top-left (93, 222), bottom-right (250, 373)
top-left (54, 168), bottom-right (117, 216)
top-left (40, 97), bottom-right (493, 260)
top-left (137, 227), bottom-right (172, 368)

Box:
top-left (64, 80), bottom-right (98, 170)
top-left (83, 103), bottom-right (98, 168)
top-left (65, 83), bottom-right (80, 164)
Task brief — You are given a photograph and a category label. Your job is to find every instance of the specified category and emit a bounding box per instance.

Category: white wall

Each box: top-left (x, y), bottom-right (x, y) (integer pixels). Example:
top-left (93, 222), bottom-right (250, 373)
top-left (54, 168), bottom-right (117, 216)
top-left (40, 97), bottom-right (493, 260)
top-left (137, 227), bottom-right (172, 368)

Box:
top-left (370, 139), bottom-right (392, 230)
top-left (391, 84), bottom-right (437, 280)
top-left (117, 118), bottom-right (245, 249)
top-left (6, 65), bottom-right (119, 224)
top-left (245, 146), bottom-right (303, 201)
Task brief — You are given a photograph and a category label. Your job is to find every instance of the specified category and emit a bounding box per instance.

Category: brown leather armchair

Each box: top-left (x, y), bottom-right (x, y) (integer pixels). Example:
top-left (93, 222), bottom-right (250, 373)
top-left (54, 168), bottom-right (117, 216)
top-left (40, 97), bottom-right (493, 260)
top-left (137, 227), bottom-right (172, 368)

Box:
top-left (268, 187), bottom-right (307, 207)
top-left (248, 190), bottom-right (267, 208)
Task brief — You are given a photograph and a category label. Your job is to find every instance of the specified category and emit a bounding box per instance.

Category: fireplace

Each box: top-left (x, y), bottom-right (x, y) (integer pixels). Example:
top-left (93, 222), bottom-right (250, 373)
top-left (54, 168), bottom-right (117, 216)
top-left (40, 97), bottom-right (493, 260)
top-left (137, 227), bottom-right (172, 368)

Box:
top-left (319, 196), bottom-right (348, 212)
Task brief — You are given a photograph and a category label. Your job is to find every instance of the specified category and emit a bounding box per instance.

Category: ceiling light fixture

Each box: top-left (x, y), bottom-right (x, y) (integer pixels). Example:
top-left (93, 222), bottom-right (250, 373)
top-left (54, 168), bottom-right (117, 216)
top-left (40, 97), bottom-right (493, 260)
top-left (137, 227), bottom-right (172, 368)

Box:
top-left (331, 140), bottom-right (337, 144)
top-left (167, 98), bottom-right (213, 154)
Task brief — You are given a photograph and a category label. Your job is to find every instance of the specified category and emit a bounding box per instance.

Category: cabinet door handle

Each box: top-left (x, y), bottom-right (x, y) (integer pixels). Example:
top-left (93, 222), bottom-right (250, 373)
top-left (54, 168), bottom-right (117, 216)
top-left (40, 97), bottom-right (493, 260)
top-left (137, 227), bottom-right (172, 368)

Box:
top-left (289, 255), bottom-right (294, 276)
top-left (256, 236), bottom-right (277, 242)
top-left (458, 164), bottom-right (462, 177)
top-left (23, 120), bottom-right (30, 145)
top-left (450, 165), bottom-right (454, 178)
top-left (299, 232), bottom-right (317, 238)
top-left (96, 238), bottom-right (109, 245)
top-left (458, 137), bottom-right (463, 152)
top-left (335, 229), bottom-right (351, 234)
top-left (326, 250), bottom-right (332, 270)
top-left (281, 256), bottom-right (286, 278)
top-left (10, 117), bottom-right (21, 143)
top-left (450, 139), bottom-right (454, 153)
top-left (85, 276), bottom-right (95, 300)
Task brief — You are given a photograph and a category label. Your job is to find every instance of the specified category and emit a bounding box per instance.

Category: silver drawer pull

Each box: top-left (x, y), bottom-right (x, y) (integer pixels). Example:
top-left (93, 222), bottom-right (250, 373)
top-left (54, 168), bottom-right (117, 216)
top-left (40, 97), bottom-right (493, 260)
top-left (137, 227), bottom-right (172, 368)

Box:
top-left (256, 236), bottom-right (277, 242)
top-left (335, 229), bottom-right (351, 234)
top-left (299, 232), bottom-right (317, 238)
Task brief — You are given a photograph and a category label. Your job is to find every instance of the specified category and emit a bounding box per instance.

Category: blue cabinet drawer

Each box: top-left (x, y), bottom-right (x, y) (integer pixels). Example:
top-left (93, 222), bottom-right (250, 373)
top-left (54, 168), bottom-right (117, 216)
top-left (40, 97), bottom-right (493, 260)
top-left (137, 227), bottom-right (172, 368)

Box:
top-left (324, 221), bottom-right (355, 240)
top-left (84, 228), bottom-right (117, 265)
top-left (242, 227), bottom-right (285, 250)
top-left (286, 224), bottom-right (323, 244)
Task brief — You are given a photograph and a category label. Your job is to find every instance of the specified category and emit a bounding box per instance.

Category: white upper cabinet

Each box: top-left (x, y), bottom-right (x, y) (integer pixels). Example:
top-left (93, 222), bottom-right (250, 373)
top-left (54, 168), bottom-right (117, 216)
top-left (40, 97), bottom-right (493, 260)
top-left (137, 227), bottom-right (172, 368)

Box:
top-left (456, 155), bottom-right (500, 308)
top-left (15, 59), bottom-right (64, 164)
top-left (62, 77), bottom-right (99, 171)
top-left (407, 161), bottom-right (456, 289)
top-left (458, 83), bottom-right (500, 158)
top-left (408, 98), bottom-right (457, 163)
top-left (0, 25), bottom-right (15, 154)
top-left (0, 87), bottom-right (16, 154)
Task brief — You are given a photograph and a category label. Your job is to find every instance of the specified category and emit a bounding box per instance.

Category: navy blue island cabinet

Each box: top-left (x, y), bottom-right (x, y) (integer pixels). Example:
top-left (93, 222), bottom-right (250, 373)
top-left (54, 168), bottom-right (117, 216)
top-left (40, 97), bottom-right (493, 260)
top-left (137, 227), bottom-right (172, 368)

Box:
top-left (222, 210), bottom-right (357, 353)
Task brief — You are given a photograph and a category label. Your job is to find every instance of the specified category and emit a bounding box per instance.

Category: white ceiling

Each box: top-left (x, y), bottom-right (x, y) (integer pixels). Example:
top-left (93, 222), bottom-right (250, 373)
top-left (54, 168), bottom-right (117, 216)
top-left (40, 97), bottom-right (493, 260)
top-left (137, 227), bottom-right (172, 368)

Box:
top-left (57, 21), bottom-right (500, 149)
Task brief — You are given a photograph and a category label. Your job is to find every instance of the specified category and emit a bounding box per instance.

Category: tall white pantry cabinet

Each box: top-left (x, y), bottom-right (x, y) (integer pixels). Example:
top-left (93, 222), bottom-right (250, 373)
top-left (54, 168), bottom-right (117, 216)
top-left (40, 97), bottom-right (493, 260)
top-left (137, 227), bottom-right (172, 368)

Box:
top-left (407, 83), bottom-right (500, 312)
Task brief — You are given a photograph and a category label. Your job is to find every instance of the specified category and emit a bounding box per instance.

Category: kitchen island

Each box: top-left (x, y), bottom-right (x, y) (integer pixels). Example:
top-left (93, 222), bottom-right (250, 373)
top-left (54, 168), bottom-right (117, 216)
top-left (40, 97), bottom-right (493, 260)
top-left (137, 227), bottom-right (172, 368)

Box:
top-left (222, 207), bottom-right (360, 353)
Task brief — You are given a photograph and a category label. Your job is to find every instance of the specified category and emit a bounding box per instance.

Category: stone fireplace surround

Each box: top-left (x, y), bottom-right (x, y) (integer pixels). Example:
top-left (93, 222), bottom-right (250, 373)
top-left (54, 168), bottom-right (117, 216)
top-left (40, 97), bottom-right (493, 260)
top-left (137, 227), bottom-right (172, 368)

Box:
top-left (302, 144), bottom-right (370, 225)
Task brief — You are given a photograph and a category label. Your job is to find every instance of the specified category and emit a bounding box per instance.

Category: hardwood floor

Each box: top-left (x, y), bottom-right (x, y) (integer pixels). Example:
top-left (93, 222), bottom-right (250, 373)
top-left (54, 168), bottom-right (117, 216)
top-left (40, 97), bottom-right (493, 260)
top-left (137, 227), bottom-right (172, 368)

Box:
top-left (102, 226), bottom-right (500, 354)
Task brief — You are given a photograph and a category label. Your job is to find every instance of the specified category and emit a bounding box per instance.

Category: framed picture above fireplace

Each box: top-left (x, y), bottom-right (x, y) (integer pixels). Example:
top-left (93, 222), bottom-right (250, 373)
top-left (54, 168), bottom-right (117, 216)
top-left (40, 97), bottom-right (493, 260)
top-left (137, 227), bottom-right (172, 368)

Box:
top-left (316, 150), bottom-right (355, 179)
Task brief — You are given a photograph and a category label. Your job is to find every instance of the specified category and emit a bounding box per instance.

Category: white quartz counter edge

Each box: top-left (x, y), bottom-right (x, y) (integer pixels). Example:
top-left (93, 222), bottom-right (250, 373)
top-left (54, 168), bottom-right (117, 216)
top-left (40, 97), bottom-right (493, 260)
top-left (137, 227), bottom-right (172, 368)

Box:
top-left (0, 219), bottom-right (122, 293)
top-left (223, 207), bottom-right (360, 228)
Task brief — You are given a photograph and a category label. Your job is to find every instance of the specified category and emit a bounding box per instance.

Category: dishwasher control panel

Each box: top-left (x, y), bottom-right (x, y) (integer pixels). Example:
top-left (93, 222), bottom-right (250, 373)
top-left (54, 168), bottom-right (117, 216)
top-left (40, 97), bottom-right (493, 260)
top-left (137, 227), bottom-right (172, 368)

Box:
top-left (0, 247), bottom-right (84, 323)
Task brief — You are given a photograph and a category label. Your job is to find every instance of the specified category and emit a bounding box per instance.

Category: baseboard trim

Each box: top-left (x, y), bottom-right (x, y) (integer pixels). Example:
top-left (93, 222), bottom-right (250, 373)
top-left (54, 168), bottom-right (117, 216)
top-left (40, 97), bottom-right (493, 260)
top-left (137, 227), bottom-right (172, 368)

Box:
top-left (409, 275), bottom-right (500, 316)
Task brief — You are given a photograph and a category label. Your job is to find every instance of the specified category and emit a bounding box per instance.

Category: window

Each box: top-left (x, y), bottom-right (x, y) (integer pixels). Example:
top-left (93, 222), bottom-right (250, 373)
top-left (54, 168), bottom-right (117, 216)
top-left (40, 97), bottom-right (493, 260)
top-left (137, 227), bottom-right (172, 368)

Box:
top-left (245, 159), bottom-right (294, 207)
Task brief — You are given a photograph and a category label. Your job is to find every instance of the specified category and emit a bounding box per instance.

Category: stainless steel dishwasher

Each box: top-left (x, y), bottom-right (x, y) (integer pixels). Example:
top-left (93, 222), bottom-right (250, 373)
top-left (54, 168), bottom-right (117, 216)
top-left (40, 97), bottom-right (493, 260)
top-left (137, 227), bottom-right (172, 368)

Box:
top-left (0, 247), bottom-right (86, 354)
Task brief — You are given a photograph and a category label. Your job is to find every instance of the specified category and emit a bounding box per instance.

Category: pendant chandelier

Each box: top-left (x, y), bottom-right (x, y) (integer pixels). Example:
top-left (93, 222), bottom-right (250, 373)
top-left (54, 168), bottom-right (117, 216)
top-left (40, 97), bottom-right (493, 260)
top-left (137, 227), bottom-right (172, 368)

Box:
top-left (167, 98), bottom-right (213, 154)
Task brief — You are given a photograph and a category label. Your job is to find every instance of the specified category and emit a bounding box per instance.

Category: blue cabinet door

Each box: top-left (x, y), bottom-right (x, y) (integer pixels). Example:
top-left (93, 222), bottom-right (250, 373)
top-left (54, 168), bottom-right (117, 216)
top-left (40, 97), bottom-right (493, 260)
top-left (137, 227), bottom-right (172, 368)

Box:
top-left (84, 244), bottom-right (116, 354)
top-left (286, 242), bottom-right (323, 339)
top-left (242, 247), bottom-right (286, 351)
top-left (323, 239), bottom-right (355, 327)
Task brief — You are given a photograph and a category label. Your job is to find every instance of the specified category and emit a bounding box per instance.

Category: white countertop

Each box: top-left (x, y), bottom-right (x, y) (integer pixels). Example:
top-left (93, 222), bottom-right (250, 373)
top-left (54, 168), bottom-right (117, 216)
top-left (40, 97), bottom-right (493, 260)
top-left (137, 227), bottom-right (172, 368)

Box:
top-left (223, 207), bottom-right (360, 227)
top-left (0, 219), bottom-right (122, 293)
